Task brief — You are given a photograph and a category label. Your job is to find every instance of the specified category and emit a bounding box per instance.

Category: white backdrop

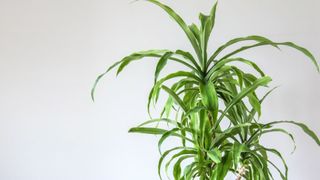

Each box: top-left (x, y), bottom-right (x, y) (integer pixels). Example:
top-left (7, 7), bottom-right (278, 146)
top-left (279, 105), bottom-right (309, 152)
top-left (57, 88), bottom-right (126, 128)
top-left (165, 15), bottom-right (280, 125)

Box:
top-left (0, 0), bottom-right (319, 179)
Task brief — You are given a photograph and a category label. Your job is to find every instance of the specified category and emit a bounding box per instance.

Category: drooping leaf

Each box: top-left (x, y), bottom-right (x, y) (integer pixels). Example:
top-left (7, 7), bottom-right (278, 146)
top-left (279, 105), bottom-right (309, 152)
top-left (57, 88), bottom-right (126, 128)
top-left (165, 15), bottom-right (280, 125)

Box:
top-left (154, 52), bottom-right (173, 83)
top-left (158, 147), bottom-right (189, 180)
top-left (266, 120), bottom-right (320, 146)
top-left (117, 50), bottom-right (170, 75)
top-left (220, 41), bottom-right (319, 72)
top-left (256, 145), bottom-right (288, 179)
top-left (277, 42), bottom-right (319, 72)
top-left (91, 49), bottom-right (169, 101)
top-left (260, 128), bottom-right (297, 153)
top-left (158, 128), bottom-right (194, 154)
top-left (165, 149), bottom-right (197, 178)
top-left (209, 35), bottom-right (278, 63)
top-left (162, 85), bottom-right (189, 112)
top-left (173, 155), bottom-right (194, 179)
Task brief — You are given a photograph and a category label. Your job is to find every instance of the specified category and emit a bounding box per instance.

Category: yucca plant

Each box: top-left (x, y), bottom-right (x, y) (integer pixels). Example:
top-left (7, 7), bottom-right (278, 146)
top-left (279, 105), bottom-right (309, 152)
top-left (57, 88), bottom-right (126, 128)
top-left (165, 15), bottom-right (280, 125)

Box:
top-left (92, 1), bottom-right (320, 179)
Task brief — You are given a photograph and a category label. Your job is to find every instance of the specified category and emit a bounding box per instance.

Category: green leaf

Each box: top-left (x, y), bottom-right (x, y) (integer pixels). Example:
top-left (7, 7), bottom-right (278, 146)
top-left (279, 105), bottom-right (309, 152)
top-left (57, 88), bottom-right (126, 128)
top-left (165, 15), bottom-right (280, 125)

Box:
top-left (199, 81), bottom-right (219, 120)
top-left (158, 128), bottom-right (194, 154)
top-left (246, 87), bottom-right (279, 123)
top-left (162, 85), bottom-right (189, 112)
top-left (256, 145), bottom-right (288, 179)
top-left (91, 49), bottom-right (169, 101)
top-left (216, 76), bottom-right (272, 127)
top-left (165, 149), bottom-right (197, 178)
top-left (154, 52), bottom-right (173, 83)
top-left (231, 66), bottom-right (244, 89)
top-left (206, 57), bottom-right (265, 81)
top-left (176, 50), bottom-right (202, 72)
top-left (117, 49), bottom-right (170, 75)
top-left (188, 23), bottom-right (201, 43)
top-left (232, 142), bottom-right (248, 168)
top-left (173, 156), bottom-right (194, 180)
top-left (184, 106), bottom-right (206, 117)
top-left (220, 41), bottom-right (319, 72)
top-left (247, 93), bottom-right (262, 117)
top-left (161, 96), bottom-right (174, 118)
top-left (158, 147), bottom-right (187, 180)
top-left (277, 42), bottom-right (319, 72)
top-left (213, 123), bottom-right (254, 146)
top-left (207, 148), bottom-right (222, 163)
top-left (211, 152), bottom-right (232, 179)
top-left (148, 71), bottom-right (200, 114)
top-left (266, 121), bottom-right (320, 146)
top-left (209, 35), bottom-right (278, 64)
top-left (128, 127), bottom-right (167, 135)
top-left (183, 162), bottom-right (197, 180)
top-left (147, 0), bottom-right (202, 61)
top-left (155, 71), bottom-right (201, 88)
top-left (261, 128), bottom-right (296, 153)
top-left (91, 61), bottom-right (121, 101)
top-left (137, 118), bottom-right (178, 127)
top-left (267, 160), bottom-right (286, 180)
top-left (206, 2), bottom-right (218, 44)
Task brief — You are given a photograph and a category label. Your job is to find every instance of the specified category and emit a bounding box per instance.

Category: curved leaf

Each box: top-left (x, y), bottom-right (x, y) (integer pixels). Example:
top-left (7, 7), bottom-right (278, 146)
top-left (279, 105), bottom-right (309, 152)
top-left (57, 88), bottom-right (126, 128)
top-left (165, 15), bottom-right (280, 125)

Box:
top-left (266, 120), bottom-right (320, 146)
top-left (147, 0), bottom-right (202, 61)
top-left (208, 35), bottom-right (278, 64)
top-left (154, 52), bottom-right (173, 83)
top-left (91, 49), bottom-right (169, 101)
top-left (162, 85), bottom-right (189, 112)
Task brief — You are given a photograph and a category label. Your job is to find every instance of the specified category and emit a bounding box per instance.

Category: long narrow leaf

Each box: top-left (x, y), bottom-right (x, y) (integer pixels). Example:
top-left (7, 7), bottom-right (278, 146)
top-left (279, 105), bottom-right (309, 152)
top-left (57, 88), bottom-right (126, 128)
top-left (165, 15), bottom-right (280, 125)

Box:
top-left (129, 127), bottom-right (167, 135)
top-left (266, 120), bottom-right (320, 146)
top-left (147, 0), bottom-right (202, 61)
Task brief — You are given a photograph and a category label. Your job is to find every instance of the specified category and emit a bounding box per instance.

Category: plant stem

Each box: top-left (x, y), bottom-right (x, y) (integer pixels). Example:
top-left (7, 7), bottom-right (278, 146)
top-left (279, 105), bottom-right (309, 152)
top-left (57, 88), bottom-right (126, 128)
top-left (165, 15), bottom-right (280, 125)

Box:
top-left (236, 165), bottom-right (246, 180)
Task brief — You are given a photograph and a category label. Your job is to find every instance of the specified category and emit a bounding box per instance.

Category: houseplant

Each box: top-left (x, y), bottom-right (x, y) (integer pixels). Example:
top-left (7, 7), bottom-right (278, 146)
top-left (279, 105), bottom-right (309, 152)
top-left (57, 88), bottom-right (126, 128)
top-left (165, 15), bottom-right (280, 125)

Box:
top-left (92, 0), bottom-right (320, 179)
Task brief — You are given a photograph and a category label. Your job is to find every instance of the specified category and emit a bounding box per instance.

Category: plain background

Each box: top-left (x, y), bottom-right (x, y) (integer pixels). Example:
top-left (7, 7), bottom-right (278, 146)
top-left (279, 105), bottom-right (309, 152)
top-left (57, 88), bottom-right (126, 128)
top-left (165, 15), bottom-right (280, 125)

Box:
top-left (0, 0), bottom-right (319, 179)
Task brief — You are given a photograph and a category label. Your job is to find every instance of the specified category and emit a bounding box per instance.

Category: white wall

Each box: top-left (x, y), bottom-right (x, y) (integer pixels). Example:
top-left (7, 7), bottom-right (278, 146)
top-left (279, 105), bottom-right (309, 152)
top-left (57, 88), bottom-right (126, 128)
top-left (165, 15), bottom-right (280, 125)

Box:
top-left (0, 0), bottom-right (319, 179)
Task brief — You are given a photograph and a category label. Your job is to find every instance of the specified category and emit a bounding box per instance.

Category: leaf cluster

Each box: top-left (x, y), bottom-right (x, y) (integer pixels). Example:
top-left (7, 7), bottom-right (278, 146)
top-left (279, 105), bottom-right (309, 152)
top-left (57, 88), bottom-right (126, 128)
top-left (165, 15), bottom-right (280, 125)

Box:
top-left (92, 1), bottom-right (320, 180)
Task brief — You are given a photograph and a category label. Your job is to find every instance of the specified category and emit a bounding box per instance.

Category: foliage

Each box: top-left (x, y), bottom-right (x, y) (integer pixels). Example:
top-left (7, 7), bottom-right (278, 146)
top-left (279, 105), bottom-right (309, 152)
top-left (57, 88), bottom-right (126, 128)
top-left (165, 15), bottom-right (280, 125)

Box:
top-left (92, 1), bottom-right (319, 179)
